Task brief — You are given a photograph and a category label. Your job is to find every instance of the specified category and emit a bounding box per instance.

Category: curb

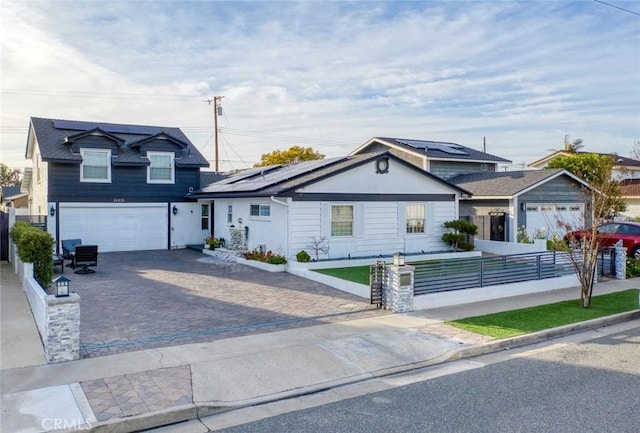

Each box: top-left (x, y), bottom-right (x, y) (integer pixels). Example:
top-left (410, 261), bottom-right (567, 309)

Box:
top-left (67, 310), bottom-right (640, 433)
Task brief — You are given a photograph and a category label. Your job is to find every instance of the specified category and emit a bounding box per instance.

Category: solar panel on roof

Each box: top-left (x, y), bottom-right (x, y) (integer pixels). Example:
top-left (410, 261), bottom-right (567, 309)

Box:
top-left (396, 139), bottom-right (468, 155)
top-left (53, 119), bottom-right (161, 135)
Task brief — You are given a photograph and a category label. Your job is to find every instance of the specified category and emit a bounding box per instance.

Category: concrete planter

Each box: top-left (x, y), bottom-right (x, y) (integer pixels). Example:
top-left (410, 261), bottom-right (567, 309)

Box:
top-left (236, 257), bottom-right (287, 272)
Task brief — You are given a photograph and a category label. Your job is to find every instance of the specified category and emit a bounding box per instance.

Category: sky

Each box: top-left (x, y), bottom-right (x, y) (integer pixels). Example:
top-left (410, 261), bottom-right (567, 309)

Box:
top-left (1, 0), bottom-right (639, 173)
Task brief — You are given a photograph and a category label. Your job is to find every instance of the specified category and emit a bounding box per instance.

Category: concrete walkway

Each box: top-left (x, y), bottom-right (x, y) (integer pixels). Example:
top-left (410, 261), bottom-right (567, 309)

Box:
top-left (1, 259), bottom-right (638, 433)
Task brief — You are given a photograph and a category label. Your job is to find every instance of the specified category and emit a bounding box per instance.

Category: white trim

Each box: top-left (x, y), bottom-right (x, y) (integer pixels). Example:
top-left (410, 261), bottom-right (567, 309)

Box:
top-left (147, 151), bottom-right (175, 184)
top-left (80, 148), bottom-right (111, 183)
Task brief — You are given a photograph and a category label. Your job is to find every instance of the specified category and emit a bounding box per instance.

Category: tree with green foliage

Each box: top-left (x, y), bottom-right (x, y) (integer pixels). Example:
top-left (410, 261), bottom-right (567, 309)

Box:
top-left (563, 135), bottom-right (584, 153)
top-left (254, 146), bottom-right (325, 167)
top-left (442, 219), bottom-right (478, 251)
top-left (548, 153), bottom-right (626, 307)
top-left (0, 163), bottom-right (21, 187)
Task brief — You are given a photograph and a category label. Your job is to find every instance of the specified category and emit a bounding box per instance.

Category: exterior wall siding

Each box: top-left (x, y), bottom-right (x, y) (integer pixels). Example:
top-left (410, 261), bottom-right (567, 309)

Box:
top-left (289, 200), bottom-right (455, 260)
top-left (30, 143), bottom-right (49, 215)
top-left (48, 162), bottom-right (200, 202)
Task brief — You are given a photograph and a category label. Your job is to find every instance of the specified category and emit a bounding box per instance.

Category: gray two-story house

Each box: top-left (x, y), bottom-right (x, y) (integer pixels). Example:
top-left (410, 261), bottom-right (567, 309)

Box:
top-left (24, 117), bottom-right (210, 252)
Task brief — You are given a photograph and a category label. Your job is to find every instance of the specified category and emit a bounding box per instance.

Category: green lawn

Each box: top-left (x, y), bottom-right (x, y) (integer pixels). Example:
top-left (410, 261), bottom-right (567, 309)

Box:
top-left (447, 289), bottom-right (640, 339)
top-left (313, 266), bottom-right (371, 285)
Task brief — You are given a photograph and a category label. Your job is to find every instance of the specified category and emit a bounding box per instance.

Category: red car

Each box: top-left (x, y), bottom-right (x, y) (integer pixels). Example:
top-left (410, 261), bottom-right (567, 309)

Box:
top-left (564, 221), bottom-right (640, 259)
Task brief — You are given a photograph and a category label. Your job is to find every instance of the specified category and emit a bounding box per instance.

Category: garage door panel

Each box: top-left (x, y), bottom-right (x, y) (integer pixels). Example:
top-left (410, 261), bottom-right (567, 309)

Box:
top-left (526, 203), bottom-right (584, 239)
top-left (60, 205), bottom-right (168, 252)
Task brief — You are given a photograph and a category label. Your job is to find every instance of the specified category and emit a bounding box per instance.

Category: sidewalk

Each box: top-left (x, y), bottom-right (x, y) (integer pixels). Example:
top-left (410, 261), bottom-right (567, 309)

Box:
top-left (1, 261), bottom-right (638, 433)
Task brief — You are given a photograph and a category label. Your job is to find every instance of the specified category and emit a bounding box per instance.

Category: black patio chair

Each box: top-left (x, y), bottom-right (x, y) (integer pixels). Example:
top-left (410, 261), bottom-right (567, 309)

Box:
top-left (72, 245), bottom-right (98, 274)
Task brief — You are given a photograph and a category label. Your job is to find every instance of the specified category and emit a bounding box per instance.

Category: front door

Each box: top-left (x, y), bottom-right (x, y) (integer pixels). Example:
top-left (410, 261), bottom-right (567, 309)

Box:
top-left (490, 212), bottom-right (506, 241)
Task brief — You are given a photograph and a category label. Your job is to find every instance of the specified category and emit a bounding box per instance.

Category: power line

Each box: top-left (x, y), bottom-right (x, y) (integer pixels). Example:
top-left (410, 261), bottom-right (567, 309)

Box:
top-left (593, 0), bottom-right (640, 17)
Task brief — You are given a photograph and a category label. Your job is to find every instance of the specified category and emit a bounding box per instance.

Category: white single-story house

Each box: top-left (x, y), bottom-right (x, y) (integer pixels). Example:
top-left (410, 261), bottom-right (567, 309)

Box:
top-left (189, 151), bottom-right (471, 260)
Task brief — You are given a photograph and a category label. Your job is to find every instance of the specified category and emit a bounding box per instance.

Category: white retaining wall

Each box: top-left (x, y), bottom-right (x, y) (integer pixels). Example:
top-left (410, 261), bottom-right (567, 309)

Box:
top-left (475, 239), bottom-right (547, 255)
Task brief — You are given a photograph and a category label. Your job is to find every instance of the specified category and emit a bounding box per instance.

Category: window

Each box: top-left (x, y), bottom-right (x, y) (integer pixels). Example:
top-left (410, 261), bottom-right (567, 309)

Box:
top-left (201, 204), bottom-right (209, 230)
top-left (147, 151), bottom-right (174, 183)
top-left (227, 204), bottom-right (233, 224)
top-left (81, 149), bottom-right (111, 182)
top-left (406, 204), bottom-right (425, 234)
top-left (250, 204), bottom-right (271, 217)
top-left (331, 205), bottom-right (353, 237)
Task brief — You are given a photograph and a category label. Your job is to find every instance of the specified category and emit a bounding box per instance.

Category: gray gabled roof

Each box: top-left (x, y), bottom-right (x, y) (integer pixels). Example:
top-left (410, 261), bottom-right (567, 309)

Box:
top-left (192, 151), bottom-right (469, 198)
top-left (352, 137), bottom-right (511, 163)
top-left (448, 169), bottom-right (588, 197)
top-left (27, 117), bottom-right (209, 167)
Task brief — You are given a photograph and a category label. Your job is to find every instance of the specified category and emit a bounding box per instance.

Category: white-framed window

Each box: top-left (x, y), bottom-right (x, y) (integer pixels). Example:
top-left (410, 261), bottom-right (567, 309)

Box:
top-left (201, 204), bottom-right (209, 230)
top-left (147, 151), bottom-right (174, 184)
top-left (406, 204), bottom-right (425, 234)
top-left (80, 149), bottom-right (111, 183)
top-left (250, 204), bottom-right (271, 217)
top-left (331, 204), bottom-right (353, 237)
top-left (227, 204), bottom-right (233, 224)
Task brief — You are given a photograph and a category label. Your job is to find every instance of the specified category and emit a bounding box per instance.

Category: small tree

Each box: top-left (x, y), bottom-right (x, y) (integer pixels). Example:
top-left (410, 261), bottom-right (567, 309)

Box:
top-left (306, 236), bottom-right (329, 261)
top-left (254, 146), bottom-right (325, 167)
top-left (552, 154), bottom-right (623, 307)
top-left (442, 220), bottom-right (478, 251)
top-left (10, 222), bottom-right (54, 290)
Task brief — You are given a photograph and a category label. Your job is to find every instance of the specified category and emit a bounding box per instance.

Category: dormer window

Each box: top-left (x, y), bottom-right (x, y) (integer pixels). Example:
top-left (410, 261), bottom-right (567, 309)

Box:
top-left (80, 149), bottom-right (111, 183)
top-left (147, 151), bottom-right (175, 184)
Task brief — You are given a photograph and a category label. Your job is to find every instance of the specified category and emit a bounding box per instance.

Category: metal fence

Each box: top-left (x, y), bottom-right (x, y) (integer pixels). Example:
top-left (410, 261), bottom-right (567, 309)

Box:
top-left (413, 251), bottom-right (575, 295)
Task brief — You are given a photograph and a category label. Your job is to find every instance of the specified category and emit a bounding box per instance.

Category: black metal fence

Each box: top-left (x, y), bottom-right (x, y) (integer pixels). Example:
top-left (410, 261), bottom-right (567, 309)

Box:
top-left (413, 251), bottom-right (575, 295)
top-left (16, 215), bottom-right (48, 230)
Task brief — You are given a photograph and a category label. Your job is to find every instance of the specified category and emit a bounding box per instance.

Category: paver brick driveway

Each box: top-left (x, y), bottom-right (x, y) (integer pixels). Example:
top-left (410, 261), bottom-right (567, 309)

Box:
top-left (70, 249), bottom-right (386, 358)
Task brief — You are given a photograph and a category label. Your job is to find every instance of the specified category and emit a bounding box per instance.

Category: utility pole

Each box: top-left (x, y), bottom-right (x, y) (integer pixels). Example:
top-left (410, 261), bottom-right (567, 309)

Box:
top-left (205, 96), bottom-right (224, 172)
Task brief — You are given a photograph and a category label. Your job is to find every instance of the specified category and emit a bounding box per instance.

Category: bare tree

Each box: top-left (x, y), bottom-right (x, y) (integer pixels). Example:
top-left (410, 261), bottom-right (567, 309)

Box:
top-left (306, 236), bottom-right (329, 261)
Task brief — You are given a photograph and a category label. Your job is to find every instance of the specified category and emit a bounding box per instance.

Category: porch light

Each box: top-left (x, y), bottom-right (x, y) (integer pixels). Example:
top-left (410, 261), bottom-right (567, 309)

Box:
top-left (50, 205), bottom-right (56, 217)
top-left (53, 275), bottom-right (70, 297)
top-left (393, 253), bottom-right (405, 266)
top-left (172, 205), bottom-right (178, 215)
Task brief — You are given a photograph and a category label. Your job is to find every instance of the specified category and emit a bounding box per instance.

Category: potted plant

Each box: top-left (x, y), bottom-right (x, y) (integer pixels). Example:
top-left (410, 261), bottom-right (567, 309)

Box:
top-left (206, 236), bottom-right (220, 250)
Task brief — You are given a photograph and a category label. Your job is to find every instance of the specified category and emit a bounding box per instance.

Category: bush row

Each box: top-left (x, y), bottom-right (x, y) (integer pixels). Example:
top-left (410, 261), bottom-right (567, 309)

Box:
top-left (10, 221), bottom-right (55, 290)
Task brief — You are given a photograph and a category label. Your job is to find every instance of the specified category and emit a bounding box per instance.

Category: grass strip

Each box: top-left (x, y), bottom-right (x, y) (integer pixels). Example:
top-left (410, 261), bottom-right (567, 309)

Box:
top-left (446, 289), bottom-right (639, 339)
top-left (313, 266), bottom-right (371, 285)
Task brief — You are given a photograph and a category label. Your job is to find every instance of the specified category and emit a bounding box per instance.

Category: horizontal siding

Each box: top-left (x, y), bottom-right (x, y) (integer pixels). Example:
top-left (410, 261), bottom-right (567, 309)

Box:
top-left (290, 202), bottom-right (322, 254)
top-left (48, 162), bottom-right (200, 202)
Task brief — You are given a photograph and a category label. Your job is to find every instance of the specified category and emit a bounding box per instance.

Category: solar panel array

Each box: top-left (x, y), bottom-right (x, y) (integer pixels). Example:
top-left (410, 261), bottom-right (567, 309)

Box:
top-left (397, 139), bottom-right (468, 155)
top-left (53, 119), bottom-right (162, 136)
top-left (203, 157), bottom-right (344, 193)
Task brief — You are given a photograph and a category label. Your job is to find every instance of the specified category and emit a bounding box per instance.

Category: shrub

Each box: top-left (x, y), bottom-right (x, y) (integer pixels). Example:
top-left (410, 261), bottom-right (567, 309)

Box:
top-left (205, 235), bottom-right (220, 250)
top-left (627, 258), bottom-right (640, 278)
top-left (10, 222), bottom-right (54, 290)
top-left (442, 219), bottom-right (478, 251)
top-left (296, 250), bottom-right (311, 263)
top-left (243, 248), bottom-right (287, 265)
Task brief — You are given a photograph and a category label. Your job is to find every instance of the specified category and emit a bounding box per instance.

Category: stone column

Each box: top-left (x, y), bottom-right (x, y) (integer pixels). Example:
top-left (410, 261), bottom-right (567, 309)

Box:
top-left (614, 246), bottom-right (627, 280)
top-left (45, 294), bottom-right (81, 363)
top-left (384, 265), bottom-right (415, 312)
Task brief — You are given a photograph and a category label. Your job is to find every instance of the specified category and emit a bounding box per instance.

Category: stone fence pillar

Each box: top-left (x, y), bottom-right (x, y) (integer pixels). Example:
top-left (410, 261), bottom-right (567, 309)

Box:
top-left (45, 294), bottom-right (81, 363)
top-left (384, 264), bottom-right (415, 312)
top-left (615, 246), bottom-right (627, 280)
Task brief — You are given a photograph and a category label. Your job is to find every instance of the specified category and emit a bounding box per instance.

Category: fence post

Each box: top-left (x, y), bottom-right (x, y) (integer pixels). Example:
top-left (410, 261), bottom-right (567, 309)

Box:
top-left (384, 264), bottom-right (415, 312)
top-left (614, 246), bottom-right (627, 280)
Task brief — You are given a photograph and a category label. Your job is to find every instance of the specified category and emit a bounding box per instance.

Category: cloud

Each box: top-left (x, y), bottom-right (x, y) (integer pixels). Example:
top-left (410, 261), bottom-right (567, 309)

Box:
top-left (1, 1), bottom-right (638, 171)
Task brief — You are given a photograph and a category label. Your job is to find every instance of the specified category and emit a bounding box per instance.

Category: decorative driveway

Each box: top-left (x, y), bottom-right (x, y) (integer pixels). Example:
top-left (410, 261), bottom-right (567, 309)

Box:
top-left (69, 249), bottom-right (385, 358)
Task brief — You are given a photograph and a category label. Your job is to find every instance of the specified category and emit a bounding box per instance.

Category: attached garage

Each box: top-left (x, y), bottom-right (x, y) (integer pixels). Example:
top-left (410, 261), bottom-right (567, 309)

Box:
top-left (58, 203), bottom-right (168, 252)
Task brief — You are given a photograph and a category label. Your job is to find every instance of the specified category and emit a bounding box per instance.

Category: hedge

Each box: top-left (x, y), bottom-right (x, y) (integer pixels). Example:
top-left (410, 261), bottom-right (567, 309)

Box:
top-left (10, 221), bottom-right (55, 290)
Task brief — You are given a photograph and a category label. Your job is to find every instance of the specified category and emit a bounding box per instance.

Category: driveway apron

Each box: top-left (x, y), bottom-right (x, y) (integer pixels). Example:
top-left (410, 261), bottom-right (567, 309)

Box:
top-left (71, 249), bottom-right (385, 357)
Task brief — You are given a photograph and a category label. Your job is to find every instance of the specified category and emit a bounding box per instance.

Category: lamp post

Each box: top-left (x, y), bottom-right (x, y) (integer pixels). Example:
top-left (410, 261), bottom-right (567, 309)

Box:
top-left (52, 275), bottom-right (70, 297)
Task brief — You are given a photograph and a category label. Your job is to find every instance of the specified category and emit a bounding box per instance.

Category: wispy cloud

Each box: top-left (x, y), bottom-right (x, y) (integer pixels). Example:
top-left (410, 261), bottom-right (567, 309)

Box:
top-left (1, 1), bottom-right (638, 170)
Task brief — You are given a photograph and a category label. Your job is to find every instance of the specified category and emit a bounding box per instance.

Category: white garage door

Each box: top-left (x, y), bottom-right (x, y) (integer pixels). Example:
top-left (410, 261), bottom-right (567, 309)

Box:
top-left (525, 203), bottom-right (584, 239)
top-left (59, 204), bottom-right (168, 252)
